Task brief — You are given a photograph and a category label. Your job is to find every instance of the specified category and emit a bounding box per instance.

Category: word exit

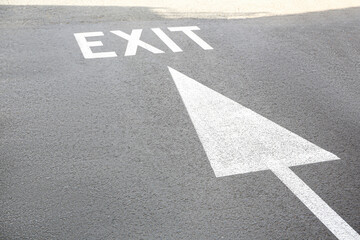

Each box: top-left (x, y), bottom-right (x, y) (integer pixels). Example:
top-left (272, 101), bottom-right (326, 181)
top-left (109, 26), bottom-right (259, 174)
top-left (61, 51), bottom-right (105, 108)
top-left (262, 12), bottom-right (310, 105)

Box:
top-left (74, 26), bottom-right (213, 59)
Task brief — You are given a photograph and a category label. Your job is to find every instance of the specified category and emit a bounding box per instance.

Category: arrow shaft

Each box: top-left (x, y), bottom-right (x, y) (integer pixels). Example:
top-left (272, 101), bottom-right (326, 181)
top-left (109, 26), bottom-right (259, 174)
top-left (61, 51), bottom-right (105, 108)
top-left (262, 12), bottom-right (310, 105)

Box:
top-left (265, 158), bottom-right (360, 240)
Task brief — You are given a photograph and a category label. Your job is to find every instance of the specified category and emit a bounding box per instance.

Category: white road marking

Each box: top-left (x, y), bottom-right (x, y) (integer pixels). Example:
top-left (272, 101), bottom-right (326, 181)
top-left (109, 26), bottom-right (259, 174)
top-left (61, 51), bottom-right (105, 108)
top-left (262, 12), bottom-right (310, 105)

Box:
top-left (73, 32), bottom-right (117, 59)
top-left (168, 66), bottom-right (360, 240)
top-left (168, 67), bottom-right (338, 176)
top-left (266, 158), bottom-right (360, 240)
top-left (152, 28), bottom-right (183, 52)
top-left (75, 26), bottom-right (211, 58)
top-left (111, 29), bottom-right (164, 56)
top-left (168, 26), bottom-right (213, 50)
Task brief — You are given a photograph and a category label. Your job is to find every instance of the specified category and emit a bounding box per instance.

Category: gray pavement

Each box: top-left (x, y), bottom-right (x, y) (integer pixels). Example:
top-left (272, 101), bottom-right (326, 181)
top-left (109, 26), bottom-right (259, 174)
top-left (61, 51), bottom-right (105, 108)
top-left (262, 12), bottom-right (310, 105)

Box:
top-left (1, 5), bottom-right (360, 240)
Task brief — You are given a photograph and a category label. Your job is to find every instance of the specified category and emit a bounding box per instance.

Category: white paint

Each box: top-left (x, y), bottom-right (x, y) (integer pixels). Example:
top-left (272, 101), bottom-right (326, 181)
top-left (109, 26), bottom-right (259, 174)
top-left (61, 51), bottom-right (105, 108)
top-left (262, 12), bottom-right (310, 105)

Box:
top-left (168, 26), bottom-right (213, 50)
top-left (168, 67), bottom-right (338, 176)
top-left (168, 67), bottom-right (360, 240)
top-left (266, 158), bottom-right (360, 240)
top-left (75, 26), bottom-right (212, 58)
top-left (152, 28), bottom-right (183, 52)
top-left (73, 32), bottom-right (117, 59)
top-left (111, 29), bottom-right (164, 56)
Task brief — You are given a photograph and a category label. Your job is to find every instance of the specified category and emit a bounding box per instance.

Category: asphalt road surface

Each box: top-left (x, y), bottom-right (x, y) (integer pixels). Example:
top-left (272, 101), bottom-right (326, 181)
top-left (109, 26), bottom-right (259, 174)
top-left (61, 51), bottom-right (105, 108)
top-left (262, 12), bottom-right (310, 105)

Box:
top-left (1, 4), bottom-right (360, 240)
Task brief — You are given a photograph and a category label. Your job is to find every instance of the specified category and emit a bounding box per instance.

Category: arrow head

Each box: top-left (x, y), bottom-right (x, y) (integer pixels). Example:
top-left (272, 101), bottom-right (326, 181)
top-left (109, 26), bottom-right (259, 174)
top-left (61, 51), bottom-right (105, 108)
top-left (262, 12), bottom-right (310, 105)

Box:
top-left (168, 66), bottom-right (339, 177)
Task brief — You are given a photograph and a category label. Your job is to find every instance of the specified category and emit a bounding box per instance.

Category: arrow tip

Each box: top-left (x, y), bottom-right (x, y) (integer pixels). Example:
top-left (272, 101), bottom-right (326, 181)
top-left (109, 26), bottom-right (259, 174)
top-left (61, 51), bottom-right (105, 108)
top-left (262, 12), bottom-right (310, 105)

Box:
top-left (167, 66), bottom-right (177, 75)
top-left (168, 66), bottom-right (188, 84)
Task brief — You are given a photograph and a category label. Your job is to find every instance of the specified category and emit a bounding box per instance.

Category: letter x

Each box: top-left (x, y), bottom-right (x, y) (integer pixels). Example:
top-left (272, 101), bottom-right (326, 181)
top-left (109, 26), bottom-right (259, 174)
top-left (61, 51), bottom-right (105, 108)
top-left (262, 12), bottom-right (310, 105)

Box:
top-left (111, 29), bottom-right (164, 56)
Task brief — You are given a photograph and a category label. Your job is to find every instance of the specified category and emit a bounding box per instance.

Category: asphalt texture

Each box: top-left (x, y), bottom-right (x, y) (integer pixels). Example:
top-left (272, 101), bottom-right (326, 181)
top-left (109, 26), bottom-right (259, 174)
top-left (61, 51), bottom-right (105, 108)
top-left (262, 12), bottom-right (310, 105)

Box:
top-left (1, 5), bottom-right (360, 240)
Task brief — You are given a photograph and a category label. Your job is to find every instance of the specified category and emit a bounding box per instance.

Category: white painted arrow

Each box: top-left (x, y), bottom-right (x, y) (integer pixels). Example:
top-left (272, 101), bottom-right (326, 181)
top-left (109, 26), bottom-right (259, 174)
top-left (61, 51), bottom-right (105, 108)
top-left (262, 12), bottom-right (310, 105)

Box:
top-left (168, 66), bottom-right (360, 240)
